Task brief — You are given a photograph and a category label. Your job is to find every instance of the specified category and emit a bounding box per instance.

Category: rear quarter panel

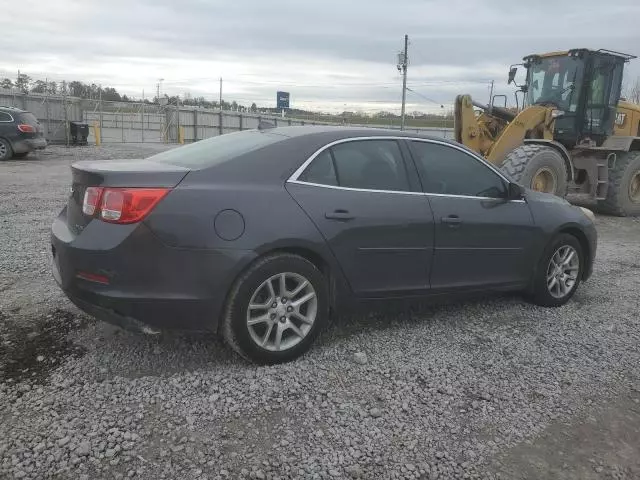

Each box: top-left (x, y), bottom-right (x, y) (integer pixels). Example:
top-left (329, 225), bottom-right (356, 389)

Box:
top-left (143, 140), bottom-right (349, 300)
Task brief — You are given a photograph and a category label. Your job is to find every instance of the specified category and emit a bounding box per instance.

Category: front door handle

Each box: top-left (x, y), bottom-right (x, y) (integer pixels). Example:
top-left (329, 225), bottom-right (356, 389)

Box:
top-left (441, 215), bottom-right (462, 226)
top-left (325, 209), bottom-right (354, 221)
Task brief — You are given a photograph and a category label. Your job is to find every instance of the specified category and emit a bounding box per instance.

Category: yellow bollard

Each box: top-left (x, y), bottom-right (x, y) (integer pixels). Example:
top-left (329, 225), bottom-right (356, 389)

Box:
top-left (93, 122), bottom-right (101, 146)
top-left (178, 126), bottom-right (185, 144)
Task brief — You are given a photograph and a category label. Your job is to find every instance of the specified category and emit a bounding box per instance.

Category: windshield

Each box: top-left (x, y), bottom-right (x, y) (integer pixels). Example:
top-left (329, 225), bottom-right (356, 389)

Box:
top-left (526, 56), bottom-right (584, 112)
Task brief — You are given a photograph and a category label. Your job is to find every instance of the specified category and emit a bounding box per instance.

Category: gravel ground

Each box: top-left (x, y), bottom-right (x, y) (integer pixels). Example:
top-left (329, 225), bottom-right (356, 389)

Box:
top-left (1, 144), bottom-right (640, 480)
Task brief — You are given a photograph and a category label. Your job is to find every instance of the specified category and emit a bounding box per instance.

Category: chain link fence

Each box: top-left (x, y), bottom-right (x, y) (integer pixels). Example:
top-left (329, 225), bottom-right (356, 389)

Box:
top-left (0, 90), bottom-right (453, 145)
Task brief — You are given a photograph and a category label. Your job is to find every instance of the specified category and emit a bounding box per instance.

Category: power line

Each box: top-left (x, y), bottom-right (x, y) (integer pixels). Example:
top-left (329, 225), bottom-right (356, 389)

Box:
top-left (405, 87), bottom-right (442, 106)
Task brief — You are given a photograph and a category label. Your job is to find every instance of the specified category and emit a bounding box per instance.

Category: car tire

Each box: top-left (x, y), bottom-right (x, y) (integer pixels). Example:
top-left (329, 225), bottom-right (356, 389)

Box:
top-left (13, 152), bottom-right (29, 159)
top-left (501, 144), bottom-right (568, 197)
top-left (222, 253), bottom-right (328, 364)
top-left (0, 138), bottom-right (13, 161)
top-left (597, 151), bottom-right (640, 217)
top-left (530, 233), bottom-right (583, 307)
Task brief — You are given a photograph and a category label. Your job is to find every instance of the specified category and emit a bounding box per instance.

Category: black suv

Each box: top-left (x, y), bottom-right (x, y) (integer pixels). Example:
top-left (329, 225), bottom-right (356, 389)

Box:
top-left (0, 106), bottom-right (47, 160)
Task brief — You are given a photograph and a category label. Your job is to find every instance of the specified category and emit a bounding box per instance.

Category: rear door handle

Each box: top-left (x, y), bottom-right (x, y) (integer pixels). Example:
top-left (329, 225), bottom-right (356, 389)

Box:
top-left (325, 209), bottom-right (354, 221)
top-left (441, 215), bottom-right (462, 226)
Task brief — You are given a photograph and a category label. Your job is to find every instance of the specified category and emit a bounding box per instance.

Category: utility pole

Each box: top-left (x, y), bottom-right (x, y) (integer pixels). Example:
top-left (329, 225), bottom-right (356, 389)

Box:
top-left (98, 84), bottom-right (103, 131)
top-left (219, 77), bottom-right (223, 111)
top-left (397, 34), bottom-right (409, 130)
top-left (156, 78), bottom-right (164, 104)
top-left (489, 80), bottom-right (494, 106)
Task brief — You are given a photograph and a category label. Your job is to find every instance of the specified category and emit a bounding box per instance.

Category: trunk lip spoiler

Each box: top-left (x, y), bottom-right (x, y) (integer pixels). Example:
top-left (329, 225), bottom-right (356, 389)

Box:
top-left (71, 159), bottom-right (189, 174)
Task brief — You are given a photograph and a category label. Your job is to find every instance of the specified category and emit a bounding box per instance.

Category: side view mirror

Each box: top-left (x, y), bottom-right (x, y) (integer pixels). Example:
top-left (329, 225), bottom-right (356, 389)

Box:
top-left (508, 67), bottom-right (518, 84)
top-left (507, 182), bottom-right (524, 200)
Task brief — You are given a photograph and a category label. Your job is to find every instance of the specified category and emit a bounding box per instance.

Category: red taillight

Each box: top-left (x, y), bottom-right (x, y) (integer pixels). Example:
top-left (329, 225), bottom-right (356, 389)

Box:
top-left (100, 188), bottom-right (169, 224)
top-left (82, 186), bottom-right (104, 215)
top-left (82, 187), bottom-right (169, 224)
top-left (17, 124), bottom-right (36, 133)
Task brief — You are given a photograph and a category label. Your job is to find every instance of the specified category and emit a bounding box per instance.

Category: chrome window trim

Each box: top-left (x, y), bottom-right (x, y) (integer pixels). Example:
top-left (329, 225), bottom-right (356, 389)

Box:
top-left (287, 180), bottom-right (425, 196)
top-left (286, 179), bottom-right (525, 203)
top-left (0, 112), bottom-right (14, 123)
top-left (287, 136), bottom-right (524, 202)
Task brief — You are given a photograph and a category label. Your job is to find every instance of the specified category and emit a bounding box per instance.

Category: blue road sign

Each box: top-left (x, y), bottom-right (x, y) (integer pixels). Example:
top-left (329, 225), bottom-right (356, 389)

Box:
top-left (277, 91), bottom-right (290, 110)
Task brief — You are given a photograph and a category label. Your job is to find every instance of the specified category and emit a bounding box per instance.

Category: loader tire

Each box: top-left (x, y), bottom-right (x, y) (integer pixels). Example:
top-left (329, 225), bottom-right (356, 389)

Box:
top-left (597, 151), bottom-right (640, 216)
top-left (500, 145), bottom-right (567, 197)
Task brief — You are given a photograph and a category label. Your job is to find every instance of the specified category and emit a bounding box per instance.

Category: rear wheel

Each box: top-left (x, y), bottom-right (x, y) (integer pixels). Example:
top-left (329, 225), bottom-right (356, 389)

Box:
top-left (597, 151), bottom-right (640, 216)
top-left (222, 253), bottom-right (328, 364)
top-left (530, 234), bottom-right (582, 307)
top-left (0, 138), bottom-right (13, 161)
top-left (501, 144), bottom-right (567, 197)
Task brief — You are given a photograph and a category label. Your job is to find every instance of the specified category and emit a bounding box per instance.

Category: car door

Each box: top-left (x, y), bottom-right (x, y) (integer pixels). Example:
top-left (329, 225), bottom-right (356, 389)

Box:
top-left (286, 138), bottom-right (435, 297)
top-left (408, 139), bottom-right (537, 291)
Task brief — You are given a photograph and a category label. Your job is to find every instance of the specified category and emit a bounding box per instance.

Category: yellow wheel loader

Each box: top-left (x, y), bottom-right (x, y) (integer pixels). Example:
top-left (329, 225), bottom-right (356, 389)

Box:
top-left (455, 48), bottom-right (640, 216)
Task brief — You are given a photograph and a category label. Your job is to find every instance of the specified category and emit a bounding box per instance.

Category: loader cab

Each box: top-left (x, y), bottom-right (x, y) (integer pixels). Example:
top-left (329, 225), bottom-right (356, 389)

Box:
top-left (522, 49), bottom-right (633, 148)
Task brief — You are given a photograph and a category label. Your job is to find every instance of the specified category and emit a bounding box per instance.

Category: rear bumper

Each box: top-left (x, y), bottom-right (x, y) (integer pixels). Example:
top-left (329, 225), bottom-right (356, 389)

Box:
top-left (51, 209), bottom-right (256, 332)
top-left (13, 136), bottom-right (47, 153)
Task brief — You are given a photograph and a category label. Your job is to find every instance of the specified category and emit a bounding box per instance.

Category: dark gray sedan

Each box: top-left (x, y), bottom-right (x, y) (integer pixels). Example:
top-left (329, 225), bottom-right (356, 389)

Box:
top-left (51, 126), bottom-right (597, 364)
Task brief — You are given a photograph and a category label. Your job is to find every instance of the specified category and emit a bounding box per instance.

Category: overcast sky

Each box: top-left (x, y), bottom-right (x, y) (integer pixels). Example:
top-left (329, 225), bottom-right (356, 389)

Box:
top-left (3, 0), bottom-right (640, 113)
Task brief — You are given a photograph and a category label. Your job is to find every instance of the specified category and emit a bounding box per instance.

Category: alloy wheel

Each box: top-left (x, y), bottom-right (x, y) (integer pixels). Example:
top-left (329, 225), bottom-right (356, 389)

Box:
top-left (546, 245), bottom-right (580, 299)
top-left (246, 272), bottom-right (317, 352)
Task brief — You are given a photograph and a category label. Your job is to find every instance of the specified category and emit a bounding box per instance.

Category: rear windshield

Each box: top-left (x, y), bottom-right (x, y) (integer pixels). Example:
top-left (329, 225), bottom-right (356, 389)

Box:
top-left (149, 130), bottom-right (286, 169)
top-left (17, 112), bottom-right (39, 125)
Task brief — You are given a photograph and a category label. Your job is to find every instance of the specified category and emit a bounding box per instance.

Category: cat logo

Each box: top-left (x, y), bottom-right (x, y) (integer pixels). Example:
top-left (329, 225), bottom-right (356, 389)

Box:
top-left (615, 112), bottom-right (626, 126)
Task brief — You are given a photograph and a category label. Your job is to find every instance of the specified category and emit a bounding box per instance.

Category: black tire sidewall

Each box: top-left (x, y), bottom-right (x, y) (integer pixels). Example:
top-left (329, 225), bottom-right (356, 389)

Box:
top-left (519, 148), bottom-right (568, 196)
top-left (533, 234), bottom-right (583, 307)
top-left (616, 153), bottom-right (640, 215)
top-left (227, 255), bottom-right (328, 364)
top-left (0, 138), bottom-right (12, 161)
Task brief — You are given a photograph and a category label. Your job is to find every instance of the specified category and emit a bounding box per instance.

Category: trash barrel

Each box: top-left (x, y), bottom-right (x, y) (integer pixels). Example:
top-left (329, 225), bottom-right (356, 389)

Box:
top-left (69, 121), bottom-right (89, 145)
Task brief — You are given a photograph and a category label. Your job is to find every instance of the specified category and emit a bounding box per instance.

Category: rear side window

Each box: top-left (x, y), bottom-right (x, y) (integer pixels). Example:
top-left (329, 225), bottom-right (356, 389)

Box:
top-left (17, 112), bottom-right (38, 125)
top-left (0, 112), bottom-right (13, 122)
top-left (149, 130), bottom-right (285, 169)
top-left (297, 150), bottom-right (337, 186)
top-left (411, 141), bottom-right (506, 198)
top-left (298, 140), bottom-right (410, 192)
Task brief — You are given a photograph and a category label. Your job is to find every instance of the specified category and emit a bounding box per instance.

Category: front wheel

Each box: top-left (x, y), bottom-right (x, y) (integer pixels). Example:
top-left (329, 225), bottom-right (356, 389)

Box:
top-left (222, 253), bottom-right (328, 364)
top-left (501, 144), bottom-right (568, 197)
top-left (530, 234), bottom-right (583, 307)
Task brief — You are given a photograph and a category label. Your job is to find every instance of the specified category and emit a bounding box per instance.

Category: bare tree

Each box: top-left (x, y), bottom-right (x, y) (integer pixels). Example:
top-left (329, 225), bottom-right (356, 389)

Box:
top-left (629, 77), bottom-right (640, 104)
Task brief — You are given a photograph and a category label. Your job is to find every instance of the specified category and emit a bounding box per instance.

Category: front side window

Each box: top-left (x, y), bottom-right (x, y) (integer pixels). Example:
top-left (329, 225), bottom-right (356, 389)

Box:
top-left (298, 139), bottom-right (410, 192)
top-left (411, 141), bottom-right (506, 198)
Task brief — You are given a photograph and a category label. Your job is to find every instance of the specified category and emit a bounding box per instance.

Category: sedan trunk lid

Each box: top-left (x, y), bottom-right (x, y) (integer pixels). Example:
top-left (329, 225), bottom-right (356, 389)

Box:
top-left (67, 159), bottom-right (189, 233)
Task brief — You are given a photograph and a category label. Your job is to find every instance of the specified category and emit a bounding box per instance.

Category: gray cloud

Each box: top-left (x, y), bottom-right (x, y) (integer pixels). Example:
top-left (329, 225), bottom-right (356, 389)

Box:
top-left (2, 0), bottom-right (639, 112)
